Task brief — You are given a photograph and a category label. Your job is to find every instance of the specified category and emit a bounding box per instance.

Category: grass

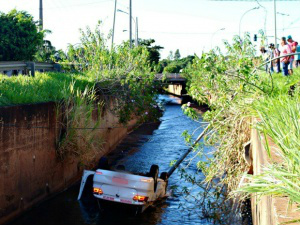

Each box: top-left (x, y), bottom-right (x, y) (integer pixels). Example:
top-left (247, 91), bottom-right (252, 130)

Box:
top-left (186, 60), bottom-right (300, 218)
top-left (182, 34), bottom-right (300, 221)
top-left (0, 72), bottom-right (94, 106)
top-left (240, 94), bottom-right (300, 204)
top-left (234, 68), bottom-right (300, 215)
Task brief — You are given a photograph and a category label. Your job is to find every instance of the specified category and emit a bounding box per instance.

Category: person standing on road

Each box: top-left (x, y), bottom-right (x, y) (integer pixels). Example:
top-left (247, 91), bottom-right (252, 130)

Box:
top-left (281, 37), bottom-right (292, 76)
top-left (287, 35), bottom-right (298, 74)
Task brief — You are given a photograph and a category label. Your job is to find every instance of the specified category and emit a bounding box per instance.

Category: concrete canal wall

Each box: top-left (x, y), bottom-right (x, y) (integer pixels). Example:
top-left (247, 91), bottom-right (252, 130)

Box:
top-left (250, 126), bottom-right (276, 225)
top-left (0, 101), bottom-right (138, 225)
top-left (250, 120), bottom-right (300, 225)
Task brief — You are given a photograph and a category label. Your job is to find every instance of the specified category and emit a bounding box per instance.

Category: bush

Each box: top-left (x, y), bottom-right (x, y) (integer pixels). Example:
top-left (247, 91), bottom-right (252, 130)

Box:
top-left (0, 9), bottom-right (43, 61)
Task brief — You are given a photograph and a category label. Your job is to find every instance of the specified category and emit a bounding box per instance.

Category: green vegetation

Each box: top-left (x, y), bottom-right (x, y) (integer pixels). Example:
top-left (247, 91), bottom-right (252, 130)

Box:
top-left (0, 72), bottom-right (93, 106)
top-left (0, 20), bottom-right (160, 166)
top-left (0, 9), bottom-right (43, 61)
top-left (157, 50), bottom-right (194, 73)
top-left (0, 21), bottom-right (159, 123)
top-left (56, 86), bottom-right (104, 166)
top-left (181, 33), bottom-right (300, 220)
top-left (139, 39), bottom-right (163, 66)
top-left (35, 30), bottom-right (58, 62)
top-left (240, 95), bottom-right (300, 203)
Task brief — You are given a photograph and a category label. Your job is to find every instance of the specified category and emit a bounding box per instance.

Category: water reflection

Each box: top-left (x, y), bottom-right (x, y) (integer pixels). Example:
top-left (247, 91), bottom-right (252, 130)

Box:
top-left (10, 95), bottom-right (212, 225)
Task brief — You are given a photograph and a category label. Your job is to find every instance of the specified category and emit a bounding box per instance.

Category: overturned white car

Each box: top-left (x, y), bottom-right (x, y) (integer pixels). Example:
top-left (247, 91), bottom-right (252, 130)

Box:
top-left (78, 158), bottom-right (169, 213)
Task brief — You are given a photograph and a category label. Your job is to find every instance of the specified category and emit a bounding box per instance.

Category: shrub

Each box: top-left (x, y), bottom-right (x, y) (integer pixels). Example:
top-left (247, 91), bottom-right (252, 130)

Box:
top-left (0, 9), bottom-right (43, 61)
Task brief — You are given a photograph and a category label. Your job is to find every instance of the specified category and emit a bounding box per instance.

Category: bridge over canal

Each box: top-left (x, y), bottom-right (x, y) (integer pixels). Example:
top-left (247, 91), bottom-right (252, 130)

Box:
top-left (155, 73), bottom-right (187, 96)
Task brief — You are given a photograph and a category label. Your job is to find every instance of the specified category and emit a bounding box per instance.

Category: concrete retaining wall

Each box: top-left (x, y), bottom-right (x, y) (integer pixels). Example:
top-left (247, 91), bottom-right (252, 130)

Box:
top-left (251, 127), bottom-right (276, 225)
top-left (251, 122), bottom-right (300, 225)
top-left (0, 101), bottom-right (138, 225)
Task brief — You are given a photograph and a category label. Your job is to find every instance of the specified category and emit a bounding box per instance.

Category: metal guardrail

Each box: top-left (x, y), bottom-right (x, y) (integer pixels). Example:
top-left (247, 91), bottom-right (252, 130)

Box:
top-left (0, 61), bottom-right (61, 76)
top-left (254, 52), bottom-right (300, 73)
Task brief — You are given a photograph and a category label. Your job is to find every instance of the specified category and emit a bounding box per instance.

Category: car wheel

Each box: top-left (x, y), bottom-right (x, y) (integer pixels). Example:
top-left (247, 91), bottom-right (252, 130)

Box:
top-left (160, 172), bottom-right (169, 193)
top-left (149, 165), bottom-right (159, 192)
top-left (160, 172), bottom-right (168, 181)
top-left (97, 157), bottom-right (109, 170)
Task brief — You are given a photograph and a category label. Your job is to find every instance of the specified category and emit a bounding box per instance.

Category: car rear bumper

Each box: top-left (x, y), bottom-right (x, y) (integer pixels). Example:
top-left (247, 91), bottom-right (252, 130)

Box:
top-left (94, 194), bottom-right (146, 206)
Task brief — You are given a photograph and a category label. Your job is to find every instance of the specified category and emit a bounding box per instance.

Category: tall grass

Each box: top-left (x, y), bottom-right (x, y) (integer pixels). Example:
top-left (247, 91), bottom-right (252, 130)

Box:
top-left (0, 72), bottom-right (93, 106)
top-left (183, 33), bottom-right (300, 220)
top-left (56, 86), bottom-right (104, 167)
top-left (0, 72), bottom-right (105, 167)
top-left (240, 95), bottom-right (300, 205)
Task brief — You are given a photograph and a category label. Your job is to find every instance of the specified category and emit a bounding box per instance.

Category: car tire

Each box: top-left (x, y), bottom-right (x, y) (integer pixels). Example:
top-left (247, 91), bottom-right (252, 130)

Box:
top-left (97, 157), bottom-right (109, 170)
top-left (160, 172), bottom-right (168, 181)
top-left (160, 172), bottom-right (168, 193)
top-left (149, 165), bottom-right (159, 192)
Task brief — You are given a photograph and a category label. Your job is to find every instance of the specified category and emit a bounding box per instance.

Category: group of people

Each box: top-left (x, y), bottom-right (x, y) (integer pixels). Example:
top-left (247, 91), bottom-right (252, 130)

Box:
top-left (260, 35), bottom-right (300, 76)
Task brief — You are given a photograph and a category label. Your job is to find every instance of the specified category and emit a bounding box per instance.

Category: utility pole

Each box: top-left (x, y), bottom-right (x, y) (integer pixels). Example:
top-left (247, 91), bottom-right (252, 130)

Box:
top-left (111, 0), bottom-right (117, 49)
top-left (274, 0), bottom-right (278, 48)
top-left (39, 0), bottom-right (43, 31)
top-left (135, 17), bottom-right (138, 46)
top-left (129, 0), bottom-right (132, 48)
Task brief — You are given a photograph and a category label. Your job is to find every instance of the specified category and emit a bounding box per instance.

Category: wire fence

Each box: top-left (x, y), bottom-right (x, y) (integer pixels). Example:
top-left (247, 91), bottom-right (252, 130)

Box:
top-left (0, 115), bottom-right (187, 130)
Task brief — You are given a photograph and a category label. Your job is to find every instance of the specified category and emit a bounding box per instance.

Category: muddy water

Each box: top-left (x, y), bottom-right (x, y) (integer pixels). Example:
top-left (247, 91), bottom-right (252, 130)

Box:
top-left (9, 95), bottom-right (214, 225)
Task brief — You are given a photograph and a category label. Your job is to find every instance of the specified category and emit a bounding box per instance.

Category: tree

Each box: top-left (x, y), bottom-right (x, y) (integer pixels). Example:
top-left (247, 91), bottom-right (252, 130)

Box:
top-left (167, 51), bottom-right (174, 61)
top-left (0, 9), bottom-right (43, 61)
top-left (164, 62), bottom-right (181, 73)
top-left (35, 30), bottom-right (57, 62)
top-left (158, 55), bottom-right (195, 73)
top-left (174, 49), bottom-right (181, 60)
top-left (139, 39), bottom-right (163, 65)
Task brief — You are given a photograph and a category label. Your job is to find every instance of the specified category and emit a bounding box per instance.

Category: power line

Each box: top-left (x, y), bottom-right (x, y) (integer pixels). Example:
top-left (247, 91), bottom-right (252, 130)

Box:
top-left (209, 0), bottom-right (300, 1)
top-left (46, 0), bottom-right (113, 10)
top-left (139, 25), bottom-right (300, 36)
top-left (0, 115), bottom-right (187, 130)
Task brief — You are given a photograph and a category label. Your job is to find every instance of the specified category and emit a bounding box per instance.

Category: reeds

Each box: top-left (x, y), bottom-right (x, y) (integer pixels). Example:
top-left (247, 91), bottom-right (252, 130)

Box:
top-left (240, 95), bottom-right (300, 205)
top-left (56, 84), bottom-right (104, 167)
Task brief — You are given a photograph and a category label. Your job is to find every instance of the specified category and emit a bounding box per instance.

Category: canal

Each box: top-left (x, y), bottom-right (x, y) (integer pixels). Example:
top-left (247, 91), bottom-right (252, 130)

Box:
top-left (9, 95), bottom-right (215, 225)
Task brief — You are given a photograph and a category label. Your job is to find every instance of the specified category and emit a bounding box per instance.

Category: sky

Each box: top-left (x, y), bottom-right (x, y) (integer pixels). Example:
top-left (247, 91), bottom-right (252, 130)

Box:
top-left (1, 0), bottom-right (300, 59)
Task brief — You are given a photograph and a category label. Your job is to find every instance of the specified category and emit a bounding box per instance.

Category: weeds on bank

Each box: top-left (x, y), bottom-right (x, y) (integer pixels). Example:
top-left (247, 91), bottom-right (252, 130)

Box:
top-left (0, 22), bottom-right (160, 167)
top-left (240, 96), bottom-right (300, 204)
top-left (0, 72), bottom-right (93, 106)
top-left (180, 32), bottom-right (300, 222)
top-left (56, 85), bottom-right (104, 167)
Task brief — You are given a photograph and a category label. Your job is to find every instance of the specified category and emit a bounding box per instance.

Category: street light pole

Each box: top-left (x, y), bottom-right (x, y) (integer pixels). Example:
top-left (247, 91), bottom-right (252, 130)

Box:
top-left (111, 0), bottom-right (117, 49)
top-left (129, 0), bottom-right (132, 48)
top-left (277, 12), bottom-right (289, 36)
top-left (39, 0), bottom-right (43, 31)
top-left (239, 7), bottom-right (260, 38)
top-left (211, 28), bottom-right (225, 49)
top-left (274, 0), bottom-right (277, 48)
top-left (135, 17), bottom-right (139, 46)
top-left (117, 9), bottom-right (138, 46)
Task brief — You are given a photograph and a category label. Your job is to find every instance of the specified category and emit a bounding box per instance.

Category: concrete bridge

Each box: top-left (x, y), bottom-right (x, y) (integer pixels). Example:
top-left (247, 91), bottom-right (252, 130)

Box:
top-left (155, 73), bottom-right (186, 83)
top-left (155, 73), bottom-right (187, 96)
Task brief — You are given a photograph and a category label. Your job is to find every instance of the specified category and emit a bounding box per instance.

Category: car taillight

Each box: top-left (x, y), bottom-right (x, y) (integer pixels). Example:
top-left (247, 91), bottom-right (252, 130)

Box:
top-left (96, 171), bottom-right (103, 175)
top-left (133, 195), bottom-right (148, 202)
top-left (93, 187), bottom-right (103, 195)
